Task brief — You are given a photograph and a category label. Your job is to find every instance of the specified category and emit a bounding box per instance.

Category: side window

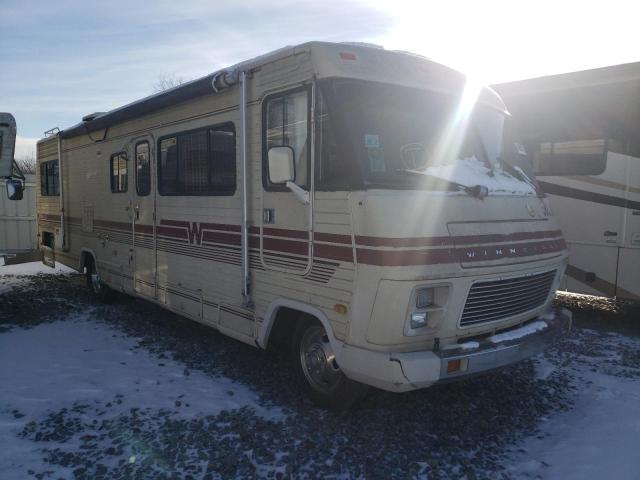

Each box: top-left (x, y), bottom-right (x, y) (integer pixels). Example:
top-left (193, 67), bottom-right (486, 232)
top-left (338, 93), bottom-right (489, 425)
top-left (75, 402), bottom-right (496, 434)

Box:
top-left (264, 88), bottom-right (309, 188)
top-left (110, 152), bottom-right (128, 193)
top-left (209, 125), bottom-right (236, 193)
top-left (531, 139), bottom-right (607, 176)
top-left (135, 141), bottom-right (150, 196)
top-left (158, 123), bottom-right (236, 196)
top-left (40, 160), bottom-right (59, 196)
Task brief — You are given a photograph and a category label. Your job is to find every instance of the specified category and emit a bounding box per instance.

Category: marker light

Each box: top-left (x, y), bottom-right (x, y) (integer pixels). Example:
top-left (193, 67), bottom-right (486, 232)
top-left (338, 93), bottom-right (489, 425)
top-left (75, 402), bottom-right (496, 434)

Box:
top-left (339, 51), bottom-right (357, 61)
top-left (416, 288), bottom-right (433, 309)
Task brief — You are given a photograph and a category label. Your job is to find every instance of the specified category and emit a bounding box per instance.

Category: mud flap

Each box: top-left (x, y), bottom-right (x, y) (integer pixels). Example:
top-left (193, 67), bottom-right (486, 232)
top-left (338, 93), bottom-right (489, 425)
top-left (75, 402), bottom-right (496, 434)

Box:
top-left (42, 246), bottom-right (55, 268)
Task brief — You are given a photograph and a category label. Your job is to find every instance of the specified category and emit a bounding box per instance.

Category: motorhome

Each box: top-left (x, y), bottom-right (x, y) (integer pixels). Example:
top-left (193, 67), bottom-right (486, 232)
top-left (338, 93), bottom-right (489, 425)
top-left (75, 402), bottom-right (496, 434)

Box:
top-left (495, 63), bottom-right (640, 301)
top-left (27, 42), bottom-right (571, 409)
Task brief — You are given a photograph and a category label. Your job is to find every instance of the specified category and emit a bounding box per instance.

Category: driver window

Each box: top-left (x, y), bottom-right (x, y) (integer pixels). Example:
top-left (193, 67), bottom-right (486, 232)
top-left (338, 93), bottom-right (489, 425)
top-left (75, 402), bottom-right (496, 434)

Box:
top-left (265, 89), bottom-right (309, 188)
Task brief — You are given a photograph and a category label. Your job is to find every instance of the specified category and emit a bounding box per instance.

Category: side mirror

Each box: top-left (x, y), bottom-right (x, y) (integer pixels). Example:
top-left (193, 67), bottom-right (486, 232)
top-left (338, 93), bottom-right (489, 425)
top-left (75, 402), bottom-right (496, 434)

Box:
top-left (268, 146), bottom-right (295, 184)
top-left (6, 178), bottom-right (24, 200)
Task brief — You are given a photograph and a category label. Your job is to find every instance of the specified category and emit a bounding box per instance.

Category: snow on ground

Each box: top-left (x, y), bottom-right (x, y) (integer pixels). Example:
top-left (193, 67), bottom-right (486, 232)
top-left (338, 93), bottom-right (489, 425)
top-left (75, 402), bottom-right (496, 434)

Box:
top-left (0, 314), bottom-right (282, 479)
top-left (508, 330), bottom-right (640, 479)
top-left (0, 260), bottom-right (75, 294)
top-left (1, 266), bottom-right (639, 478)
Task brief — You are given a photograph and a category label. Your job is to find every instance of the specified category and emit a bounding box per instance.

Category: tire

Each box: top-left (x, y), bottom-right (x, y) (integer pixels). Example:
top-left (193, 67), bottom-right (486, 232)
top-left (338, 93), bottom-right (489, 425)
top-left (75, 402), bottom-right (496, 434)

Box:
top-left (292, 318), bottom-right (368, 411)
top-left (85, 258), bottom-right (114, 303)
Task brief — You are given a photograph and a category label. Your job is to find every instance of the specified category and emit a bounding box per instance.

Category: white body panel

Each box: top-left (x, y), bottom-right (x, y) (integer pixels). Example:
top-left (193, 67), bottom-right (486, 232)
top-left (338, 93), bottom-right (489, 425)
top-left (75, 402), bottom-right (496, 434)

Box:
top-left (538, 151), bottom-right (640, 300)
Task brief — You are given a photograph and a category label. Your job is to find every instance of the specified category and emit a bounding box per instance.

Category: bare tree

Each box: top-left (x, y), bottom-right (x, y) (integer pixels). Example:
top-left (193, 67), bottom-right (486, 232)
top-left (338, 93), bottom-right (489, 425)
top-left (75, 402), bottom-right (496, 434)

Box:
top-left (153, 73), bottom-right (187, 93)
top-left (15, 151), bottom-right (36, 175)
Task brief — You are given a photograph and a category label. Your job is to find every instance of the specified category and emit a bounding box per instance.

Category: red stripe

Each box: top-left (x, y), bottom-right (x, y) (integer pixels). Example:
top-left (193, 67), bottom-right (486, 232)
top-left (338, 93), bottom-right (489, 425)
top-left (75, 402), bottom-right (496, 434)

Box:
top-left (357, 248), bottom-right (456, 266)
top-left (356, 235), bottom-right (451, 247)
top-left (356, 239), bottom-right (566, 267)
top-left (315, 243), bottom-right (354, 262)
top-left (202, 230), bottom-right (241, 246)
top-left (314, 232), bottom-right (352, 244)
top-left (355, 229), bottom-right (563, 248)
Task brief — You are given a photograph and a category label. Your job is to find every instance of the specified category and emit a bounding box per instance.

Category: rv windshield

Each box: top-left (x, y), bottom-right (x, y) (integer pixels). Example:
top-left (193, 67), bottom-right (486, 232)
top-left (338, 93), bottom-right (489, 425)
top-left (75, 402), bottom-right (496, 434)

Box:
top-left (316, 79), bottom-right (537, 195)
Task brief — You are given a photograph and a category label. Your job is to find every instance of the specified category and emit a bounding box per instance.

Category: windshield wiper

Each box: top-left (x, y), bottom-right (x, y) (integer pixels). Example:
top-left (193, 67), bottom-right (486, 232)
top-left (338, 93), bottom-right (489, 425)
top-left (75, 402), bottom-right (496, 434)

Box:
top-left (395, 169), bottom-right (489, 199)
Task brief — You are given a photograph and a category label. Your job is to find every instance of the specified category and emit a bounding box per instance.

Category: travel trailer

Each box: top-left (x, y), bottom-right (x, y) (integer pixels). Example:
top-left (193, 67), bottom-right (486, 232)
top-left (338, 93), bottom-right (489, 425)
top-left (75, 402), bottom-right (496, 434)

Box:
top-left (28, 42), bottom-right (571, 409)
top-left (495, 63), bottom-right (640, 301)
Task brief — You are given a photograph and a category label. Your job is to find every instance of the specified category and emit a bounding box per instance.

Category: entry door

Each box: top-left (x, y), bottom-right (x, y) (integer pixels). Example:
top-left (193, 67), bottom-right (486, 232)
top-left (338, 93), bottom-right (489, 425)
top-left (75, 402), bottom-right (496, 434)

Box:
top-left (260, 86), bottom-right (313, 274)
top-left (131, 138), bottom-right (157, 298)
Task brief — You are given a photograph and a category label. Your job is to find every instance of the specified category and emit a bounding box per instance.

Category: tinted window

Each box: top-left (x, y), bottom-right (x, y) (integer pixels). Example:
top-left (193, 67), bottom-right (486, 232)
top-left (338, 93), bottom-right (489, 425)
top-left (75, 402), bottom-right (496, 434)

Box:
top-left (135, 141), bottom-right (150, 196)
top-left (264, 89), bottom-right (309, 188)
top-left (532, 139), bottom-right (608, 176)
top-left (158, 123), bottom-right (236, 196)
top-left (110, 152), bottom-right (128, 193)
top-left (40, 160), bottom-right (59, 196)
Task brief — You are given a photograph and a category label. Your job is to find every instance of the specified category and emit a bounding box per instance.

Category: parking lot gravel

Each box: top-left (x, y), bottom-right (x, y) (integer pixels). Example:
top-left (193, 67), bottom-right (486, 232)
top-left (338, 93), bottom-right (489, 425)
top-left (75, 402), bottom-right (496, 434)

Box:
top-left (1, 269), bottom-right (639, 479)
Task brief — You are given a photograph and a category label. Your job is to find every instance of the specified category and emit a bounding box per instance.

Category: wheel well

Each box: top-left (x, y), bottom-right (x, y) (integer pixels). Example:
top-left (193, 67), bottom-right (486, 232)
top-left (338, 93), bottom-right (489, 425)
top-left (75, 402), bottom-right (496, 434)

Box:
top-left (266, 307), bottom-right (318, 351)
top-left (79, 251), bottom-right (95, 274)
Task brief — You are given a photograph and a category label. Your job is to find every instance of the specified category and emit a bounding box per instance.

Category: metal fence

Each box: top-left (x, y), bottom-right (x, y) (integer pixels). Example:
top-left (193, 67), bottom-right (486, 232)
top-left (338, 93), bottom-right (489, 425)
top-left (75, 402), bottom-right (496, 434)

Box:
top-left (0, 174), bottom-right (36, 253)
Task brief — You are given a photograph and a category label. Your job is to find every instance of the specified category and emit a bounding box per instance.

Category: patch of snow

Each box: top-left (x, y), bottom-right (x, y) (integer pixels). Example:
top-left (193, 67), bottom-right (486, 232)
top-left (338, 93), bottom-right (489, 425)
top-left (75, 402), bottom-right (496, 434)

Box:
top-left (0, 260), bottom-right (75, 277)
top-left (0, 316), bottom-right (284, 478)
top-left (508, 346), bottom-right (640, 479)
top-left (413, 156), bottom-right (537, 195)
top-left (443, 340), bottom-right (480, 351)
top-left (0, 261), bottom-right (75, 295)
top-left (488, 321), bottom-right (548, 344)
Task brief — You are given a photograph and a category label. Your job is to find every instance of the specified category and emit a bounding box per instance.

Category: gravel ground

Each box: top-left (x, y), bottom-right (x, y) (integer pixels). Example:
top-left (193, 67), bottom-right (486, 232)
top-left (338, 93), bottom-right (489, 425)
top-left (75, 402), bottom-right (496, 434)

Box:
top-left (1, 270), bottom-right (638, 479)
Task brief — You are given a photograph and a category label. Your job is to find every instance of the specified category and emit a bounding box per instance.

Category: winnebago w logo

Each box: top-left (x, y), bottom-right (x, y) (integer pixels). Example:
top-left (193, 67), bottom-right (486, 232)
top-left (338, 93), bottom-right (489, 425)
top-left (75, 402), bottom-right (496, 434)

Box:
top-left (187, 222), bottom-right (205, 245)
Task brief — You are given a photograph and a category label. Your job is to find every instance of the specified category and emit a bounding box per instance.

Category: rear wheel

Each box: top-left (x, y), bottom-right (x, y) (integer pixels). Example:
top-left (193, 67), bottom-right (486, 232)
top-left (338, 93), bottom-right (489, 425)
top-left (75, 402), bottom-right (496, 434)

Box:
top-left (85, 258), bottom-right (114, 303)
top-left (292, 319), bottom-right (368, 411)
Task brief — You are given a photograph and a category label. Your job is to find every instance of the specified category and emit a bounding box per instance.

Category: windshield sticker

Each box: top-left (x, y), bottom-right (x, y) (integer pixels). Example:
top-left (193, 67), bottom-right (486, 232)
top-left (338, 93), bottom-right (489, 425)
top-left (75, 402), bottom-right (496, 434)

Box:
top-left (367, 147), bottom-right (386, 173)
top-left (515, 143), bottom-right (527, 155)
top-left (364, 134), bottom-right (380, 148)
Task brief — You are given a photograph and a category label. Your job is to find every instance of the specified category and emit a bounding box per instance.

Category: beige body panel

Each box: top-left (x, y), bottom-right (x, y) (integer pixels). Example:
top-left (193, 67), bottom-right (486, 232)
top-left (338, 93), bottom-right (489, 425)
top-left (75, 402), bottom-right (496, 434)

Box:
top-left (36, 42), bottom-right (569, 391)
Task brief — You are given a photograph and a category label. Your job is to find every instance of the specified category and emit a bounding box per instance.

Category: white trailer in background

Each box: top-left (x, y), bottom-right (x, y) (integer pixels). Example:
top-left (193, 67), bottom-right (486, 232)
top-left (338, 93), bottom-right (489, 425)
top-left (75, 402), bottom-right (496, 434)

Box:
top-left (0, 174), bottom-right (36, 253)
top-left (495, 63), bottom-right (640, 301)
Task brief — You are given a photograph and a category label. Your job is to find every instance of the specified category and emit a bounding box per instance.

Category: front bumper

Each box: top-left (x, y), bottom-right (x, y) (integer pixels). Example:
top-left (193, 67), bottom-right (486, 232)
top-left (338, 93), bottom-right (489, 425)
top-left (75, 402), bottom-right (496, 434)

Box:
top-left (338, 308), bottom-right (572, 392)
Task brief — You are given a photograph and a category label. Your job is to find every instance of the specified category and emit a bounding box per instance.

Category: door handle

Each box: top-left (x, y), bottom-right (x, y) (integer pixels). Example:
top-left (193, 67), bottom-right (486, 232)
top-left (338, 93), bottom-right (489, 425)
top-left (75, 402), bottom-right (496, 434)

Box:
top-left (263, 208), bottom-right (275, 224)
top-left (603, 230), bottom-right (618, 236)
top-left (134, 205), bottom-right (140, 220)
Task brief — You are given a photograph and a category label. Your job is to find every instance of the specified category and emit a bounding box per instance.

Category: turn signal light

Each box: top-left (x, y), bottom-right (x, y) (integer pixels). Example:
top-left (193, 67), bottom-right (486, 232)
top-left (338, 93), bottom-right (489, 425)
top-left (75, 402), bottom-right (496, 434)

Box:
top-left (447, 359), bottom-right (462, 373)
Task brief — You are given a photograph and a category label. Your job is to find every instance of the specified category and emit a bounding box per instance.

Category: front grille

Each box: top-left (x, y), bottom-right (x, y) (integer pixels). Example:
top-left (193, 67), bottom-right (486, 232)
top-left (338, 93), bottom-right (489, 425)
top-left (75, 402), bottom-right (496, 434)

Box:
top-left (460, 270), bottom-right (556, 327)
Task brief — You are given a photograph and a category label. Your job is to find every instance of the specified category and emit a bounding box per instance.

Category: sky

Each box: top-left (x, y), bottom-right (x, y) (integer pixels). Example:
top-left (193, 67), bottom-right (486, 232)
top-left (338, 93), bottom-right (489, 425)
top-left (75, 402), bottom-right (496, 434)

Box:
top-left (1, 0), bottom-right (638, 158)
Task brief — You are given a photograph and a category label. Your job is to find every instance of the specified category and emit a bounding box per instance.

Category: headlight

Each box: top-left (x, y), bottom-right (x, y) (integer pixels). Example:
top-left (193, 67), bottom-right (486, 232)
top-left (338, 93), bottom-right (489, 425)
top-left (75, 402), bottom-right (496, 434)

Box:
top-left (410, 312), bottom-right (427, 329)
top-left (406, 285), bottom-right (450, 336)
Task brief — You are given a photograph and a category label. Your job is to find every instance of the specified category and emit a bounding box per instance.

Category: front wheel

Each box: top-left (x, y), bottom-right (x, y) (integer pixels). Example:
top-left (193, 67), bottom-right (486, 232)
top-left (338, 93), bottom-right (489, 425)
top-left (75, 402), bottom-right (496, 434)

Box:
top-left (292, 319), bottom-right (368, 411)
top-left (85, 259), bottom-right (114, 303)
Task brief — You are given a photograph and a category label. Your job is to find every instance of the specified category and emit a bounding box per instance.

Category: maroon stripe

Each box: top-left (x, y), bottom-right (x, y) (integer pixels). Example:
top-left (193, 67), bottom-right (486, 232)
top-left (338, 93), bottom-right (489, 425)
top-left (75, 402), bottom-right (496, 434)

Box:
top-left (356, 239), bottom-right (566, 267)
top-left (262, 237), bottom-right (309, 256)
top-left (202, 231), bottom-right (241, 246)
top-left (200, 222), bottom-right (241, 232)
top-left (160, 219), bottom-right (189, 227)
top-left (156, 225), bottom-right (187, 239)
top-left (262, 226), bottom-right (308, 239)
top-left (357, 248), bottom-right (456, 266)
top-left (94, 219), bottom-right (131, 231)
top-left (451, 229), bottom-right (563, 246)
top-left (314, 232), bottom-right (352, 245)
top-left (134, 224), bottom-right (154, 235)
top-left (355, 229), bottom-right (563, 248)
top-left (315, 243), bottom-right (354, 262)
top-left (356, 235), bottom-right (451, 248)
top-left (39, 213), bottom-right (60, 222)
